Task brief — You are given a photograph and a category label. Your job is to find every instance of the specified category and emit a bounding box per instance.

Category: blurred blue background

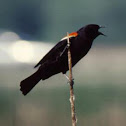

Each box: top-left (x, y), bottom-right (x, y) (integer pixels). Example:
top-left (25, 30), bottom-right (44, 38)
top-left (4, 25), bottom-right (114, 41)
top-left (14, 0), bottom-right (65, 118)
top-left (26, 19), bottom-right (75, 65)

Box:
top-left (0, 0), bottom-right (126, 126)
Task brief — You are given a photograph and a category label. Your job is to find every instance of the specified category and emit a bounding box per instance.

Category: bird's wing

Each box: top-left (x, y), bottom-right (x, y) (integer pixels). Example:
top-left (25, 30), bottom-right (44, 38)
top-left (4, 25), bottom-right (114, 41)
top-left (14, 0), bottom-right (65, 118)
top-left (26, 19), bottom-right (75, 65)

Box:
top-left (34, 32), bottom-right (78, 68)
top-left (60, 32), bottom-right (78, 41)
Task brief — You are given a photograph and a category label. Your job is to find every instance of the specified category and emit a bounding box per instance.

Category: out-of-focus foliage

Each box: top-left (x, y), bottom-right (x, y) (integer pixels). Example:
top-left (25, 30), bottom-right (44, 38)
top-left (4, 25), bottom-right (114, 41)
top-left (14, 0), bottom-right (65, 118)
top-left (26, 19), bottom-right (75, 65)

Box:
top-left (0, 1), bottom-right (126, 126)
top-left (0, 0), bottom-right (126, 43)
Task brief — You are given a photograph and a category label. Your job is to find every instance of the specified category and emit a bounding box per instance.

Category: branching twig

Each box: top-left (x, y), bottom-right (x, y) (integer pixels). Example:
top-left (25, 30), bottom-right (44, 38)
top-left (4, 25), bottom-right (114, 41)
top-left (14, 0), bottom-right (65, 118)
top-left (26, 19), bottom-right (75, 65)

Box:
top-left (67, 32), bottom-right (77, 126)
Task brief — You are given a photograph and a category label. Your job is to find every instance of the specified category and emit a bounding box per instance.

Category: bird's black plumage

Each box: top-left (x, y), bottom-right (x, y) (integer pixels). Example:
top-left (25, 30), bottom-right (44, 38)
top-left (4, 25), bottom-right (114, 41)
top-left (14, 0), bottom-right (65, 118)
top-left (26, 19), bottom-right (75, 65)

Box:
top-left (20, 24), bottom-right (105, 95)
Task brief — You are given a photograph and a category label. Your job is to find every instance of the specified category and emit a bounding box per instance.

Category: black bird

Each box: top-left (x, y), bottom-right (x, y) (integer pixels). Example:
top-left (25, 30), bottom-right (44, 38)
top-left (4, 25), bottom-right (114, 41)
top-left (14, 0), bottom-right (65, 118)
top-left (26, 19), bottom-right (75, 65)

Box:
top-left (20, 24), bottom-right (105, 95)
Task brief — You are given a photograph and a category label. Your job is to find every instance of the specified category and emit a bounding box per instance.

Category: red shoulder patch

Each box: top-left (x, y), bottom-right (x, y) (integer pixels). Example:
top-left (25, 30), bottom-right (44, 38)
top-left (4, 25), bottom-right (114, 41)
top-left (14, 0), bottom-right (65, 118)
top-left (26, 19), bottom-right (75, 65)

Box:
top-left (69, 32), bottom-right (78, 37)
top-left (61, 32), bottom-right (78, 41)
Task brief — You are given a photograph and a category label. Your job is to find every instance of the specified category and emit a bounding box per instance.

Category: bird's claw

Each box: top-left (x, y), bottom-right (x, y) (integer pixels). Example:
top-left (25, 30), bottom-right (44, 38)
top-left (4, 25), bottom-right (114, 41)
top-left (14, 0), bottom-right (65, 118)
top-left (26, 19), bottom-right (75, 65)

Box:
top-left (67, 78), bottom-right (74, 85)
top-left (63, 74), bottom-right (74, 85)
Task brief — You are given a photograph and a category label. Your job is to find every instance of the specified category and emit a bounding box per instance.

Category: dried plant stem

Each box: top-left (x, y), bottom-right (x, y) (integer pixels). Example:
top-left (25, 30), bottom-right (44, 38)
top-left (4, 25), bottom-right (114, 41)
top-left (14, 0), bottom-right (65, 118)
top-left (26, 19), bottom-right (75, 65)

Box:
top-left (67, 32), bottom-right (77, 126)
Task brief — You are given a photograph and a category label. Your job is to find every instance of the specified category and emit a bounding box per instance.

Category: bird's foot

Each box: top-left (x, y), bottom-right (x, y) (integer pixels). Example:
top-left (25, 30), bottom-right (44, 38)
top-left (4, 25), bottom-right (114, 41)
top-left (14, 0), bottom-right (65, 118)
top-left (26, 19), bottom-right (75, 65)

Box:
top-left (68, 79), bottom-right (74, 86)
top-left (63, 74), bottom-right (74, 85)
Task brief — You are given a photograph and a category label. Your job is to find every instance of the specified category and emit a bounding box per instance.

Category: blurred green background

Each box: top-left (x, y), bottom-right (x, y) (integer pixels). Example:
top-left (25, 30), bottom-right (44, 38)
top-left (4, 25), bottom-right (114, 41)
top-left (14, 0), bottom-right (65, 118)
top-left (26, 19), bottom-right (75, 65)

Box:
top-left (0, 0), bottom-right (126, 126)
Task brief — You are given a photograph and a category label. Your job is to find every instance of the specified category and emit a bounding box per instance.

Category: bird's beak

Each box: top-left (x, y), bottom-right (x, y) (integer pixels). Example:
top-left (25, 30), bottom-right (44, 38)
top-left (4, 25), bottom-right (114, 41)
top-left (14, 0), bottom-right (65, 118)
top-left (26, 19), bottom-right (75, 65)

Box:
top-left (100, 25), bottom-right (106, 28)
top-left (99, 32), bottom-right (106, 36)
top-left (99, 26), bottom-right (106, 36)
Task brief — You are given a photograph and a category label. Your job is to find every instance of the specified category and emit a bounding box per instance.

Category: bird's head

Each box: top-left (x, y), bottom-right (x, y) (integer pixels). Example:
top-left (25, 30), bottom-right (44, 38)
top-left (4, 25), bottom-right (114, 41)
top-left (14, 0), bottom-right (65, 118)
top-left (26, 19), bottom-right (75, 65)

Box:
top-left (78, 24), bottom-right (105, 40)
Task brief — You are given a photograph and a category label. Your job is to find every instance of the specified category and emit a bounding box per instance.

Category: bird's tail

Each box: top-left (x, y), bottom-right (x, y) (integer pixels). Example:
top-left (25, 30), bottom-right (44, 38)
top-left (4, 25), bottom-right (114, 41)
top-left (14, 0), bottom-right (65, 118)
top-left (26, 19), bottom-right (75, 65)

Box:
top-left (20, 70), bottom-right (41, 95)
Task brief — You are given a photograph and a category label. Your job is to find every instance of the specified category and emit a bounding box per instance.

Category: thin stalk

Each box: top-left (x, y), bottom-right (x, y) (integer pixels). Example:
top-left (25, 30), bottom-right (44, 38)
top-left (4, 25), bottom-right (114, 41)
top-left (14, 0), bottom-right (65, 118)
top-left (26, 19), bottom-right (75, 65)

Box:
top-left (67, 32), bottom-right (77, 126)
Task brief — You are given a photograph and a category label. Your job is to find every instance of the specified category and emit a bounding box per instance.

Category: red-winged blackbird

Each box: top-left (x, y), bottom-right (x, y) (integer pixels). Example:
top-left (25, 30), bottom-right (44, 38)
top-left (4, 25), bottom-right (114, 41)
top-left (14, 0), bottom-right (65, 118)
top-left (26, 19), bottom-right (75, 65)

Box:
top-left (20, 24), bottom-right (105, 95)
